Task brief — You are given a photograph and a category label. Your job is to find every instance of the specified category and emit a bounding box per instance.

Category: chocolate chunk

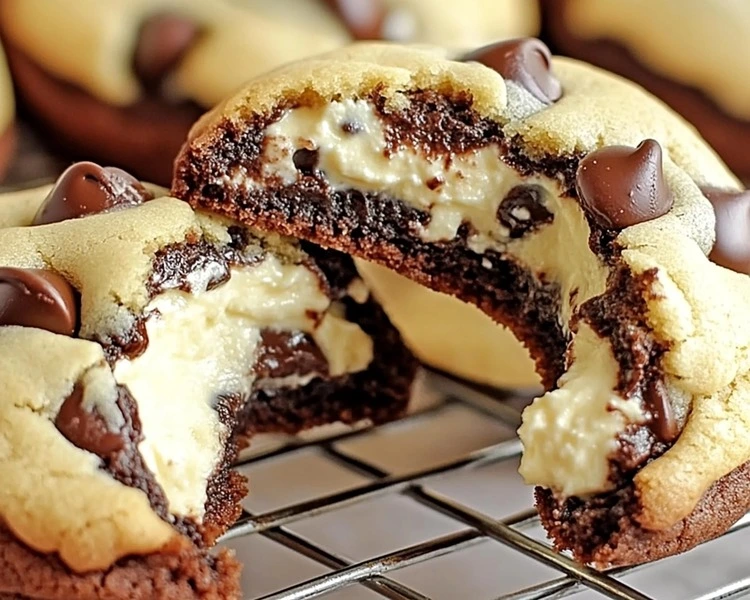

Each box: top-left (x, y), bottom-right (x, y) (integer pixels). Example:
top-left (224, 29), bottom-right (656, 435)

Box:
top-left (497, 184), bottom-right (554, 238)
top-left (0, 267), bottom-right (77, 336)
top-left (643, 378), bottom-right (678, 443)
top-left (149, 241), bottom-right (231, 296)
top-left (134, 13), bottom-right (201, 87)
top-left (700, 187), bottom-right (750, 274)
top-left (255, 329), bottom-right (329, 380)
top-left (575, 139), bottom-right (674, 229)
top-left (33, 162), bottom-right (154, 226)
top-left (322, 0), bottom-right (387, 40)
top-left (55, 383), bottom-right (125, 457)
top-left (292, 148), bottom-right (319, 176)
top-left (463, 38), bottom-right (562, 104)
top-left (341, 121), bottom-right (364, 135)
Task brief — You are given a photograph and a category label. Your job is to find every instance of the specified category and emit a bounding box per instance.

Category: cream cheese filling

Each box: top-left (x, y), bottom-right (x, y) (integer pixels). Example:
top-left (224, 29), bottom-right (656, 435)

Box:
top-left (518, 324), bottom-right (646, 496)
top-left (241, 99), bottom-right (649, 497)
top-left (251, 99), bottom-right (610, 330)
top-left (113, 253), bottom-right (373, 519)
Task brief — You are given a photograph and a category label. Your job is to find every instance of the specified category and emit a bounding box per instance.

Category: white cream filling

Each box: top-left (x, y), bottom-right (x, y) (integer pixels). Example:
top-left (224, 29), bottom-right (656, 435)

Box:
top-left (250, 99), bottom-right (609, 329)
top-left (113, 254), bottom-right (373, 519)
top-left (234, 99), bottom-right (647, 497)
top-left (518, 325), bottom-right (646, 497)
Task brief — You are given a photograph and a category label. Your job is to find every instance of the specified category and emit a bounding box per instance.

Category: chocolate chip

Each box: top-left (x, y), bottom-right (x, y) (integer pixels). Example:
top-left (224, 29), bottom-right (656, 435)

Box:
top-left (341, 121), bottom-right (364, 135)
top-left (0, 267), bottom-right (77, 336)
top-left (293, 148), bottom-right (319, 176)
top-left (463, 38), bottom-right (562, 104)
top-left (426, 176), bottom-right (444, 191)
top-left (134, 13), bottom-right (201, 87)
top-left (254, 329), bottom-right (329, 381)
top-left (55, 382), bottom-right (126, 457)
top-left (33, 162), bottom-right (154, 226)
top-left (575, 139), bottom-right (674, 230)
top-left (643, 378), bottom-right (678, 443)
top-left (322, 0), bottom-right (387, 39)
top-left (700, 187), bottom-right (750, 274)
top-left (497, 184), bottom-right (553, 238)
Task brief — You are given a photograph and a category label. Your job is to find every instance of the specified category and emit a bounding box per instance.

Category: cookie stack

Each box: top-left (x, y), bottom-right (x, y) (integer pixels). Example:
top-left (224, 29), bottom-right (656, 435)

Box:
top-left (0, 2), bottom-right (749, 599)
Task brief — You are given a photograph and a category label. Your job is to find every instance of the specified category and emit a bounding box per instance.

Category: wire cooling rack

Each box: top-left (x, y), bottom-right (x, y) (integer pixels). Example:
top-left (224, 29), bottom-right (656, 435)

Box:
top-left (219, 371), bottom-right (750, 600)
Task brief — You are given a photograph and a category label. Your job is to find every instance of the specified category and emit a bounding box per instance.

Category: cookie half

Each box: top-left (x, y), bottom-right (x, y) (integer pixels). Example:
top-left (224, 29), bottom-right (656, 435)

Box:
top-left (172, 40), bottom-right (750, 567)
top-left (0, 162), bottom-right (416, 599)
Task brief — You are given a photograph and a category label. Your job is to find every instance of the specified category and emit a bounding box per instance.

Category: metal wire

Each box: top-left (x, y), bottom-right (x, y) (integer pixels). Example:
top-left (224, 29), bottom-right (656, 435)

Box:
top-left (224, 371), bottom-right (750, 600)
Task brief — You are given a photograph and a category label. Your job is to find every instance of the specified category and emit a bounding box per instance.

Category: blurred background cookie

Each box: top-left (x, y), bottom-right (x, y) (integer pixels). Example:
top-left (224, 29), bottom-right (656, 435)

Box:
top-left (0, 42), bottom-right (15, 181)
top-left (357, 262), bottom-right (540, 390)
top-left (542, 0), bottom-right (750, 180)
top-left (0, 0), bottom-right (539, 186)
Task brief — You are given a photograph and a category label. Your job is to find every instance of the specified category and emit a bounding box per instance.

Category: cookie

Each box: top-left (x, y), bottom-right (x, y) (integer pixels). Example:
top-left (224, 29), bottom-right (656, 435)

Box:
top-left (541, 0), bottom-right (750, 180)
top-left (172, 39), bottom-right (750, 567)
top-left (0, 162), bottom-right (416, 599)
top-left (0, 42), bottom-right (15, 180)
top-left (0, 0), bottom-right (538, 186)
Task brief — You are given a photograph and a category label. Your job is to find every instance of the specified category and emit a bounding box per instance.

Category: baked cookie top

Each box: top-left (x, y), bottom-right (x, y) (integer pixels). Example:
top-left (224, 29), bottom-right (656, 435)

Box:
top-left (0, 164), bottom-right (375, 573)
top-left (558, 0), bottom-right (750, 120)
top-left (0, 0), bottom-right (538, 109)
top-left (174, 40), bottom-right (750, 536)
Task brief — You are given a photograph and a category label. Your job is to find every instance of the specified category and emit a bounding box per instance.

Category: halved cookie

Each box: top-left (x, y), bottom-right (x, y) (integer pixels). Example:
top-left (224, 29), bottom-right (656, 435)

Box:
top-left (172, 39), bottom-right (750, 567)
top-left (0, 162), bottom-right (416, 599)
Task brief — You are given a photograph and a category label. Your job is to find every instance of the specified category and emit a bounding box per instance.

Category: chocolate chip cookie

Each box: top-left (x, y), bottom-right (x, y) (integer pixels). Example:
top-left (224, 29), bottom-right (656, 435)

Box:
top-left (172, 39), bottom-right (750, 567)
top-left (542, 0), bottom-right (750, 180)
top-left (0, 162), bottom-right (416, 599)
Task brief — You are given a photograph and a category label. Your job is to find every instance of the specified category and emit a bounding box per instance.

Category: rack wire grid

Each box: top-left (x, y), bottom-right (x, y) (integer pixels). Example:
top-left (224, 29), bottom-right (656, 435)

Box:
top-left (218, 370), bottom-right (750, 600)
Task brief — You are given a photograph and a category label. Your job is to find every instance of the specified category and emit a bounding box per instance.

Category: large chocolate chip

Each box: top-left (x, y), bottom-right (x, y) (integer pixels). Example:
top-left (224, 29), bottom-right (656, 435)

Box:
top-left (497, 184), bottom-right (554, 238)
top-left (0, 267), bottom-right (77, 336)
top-left (255, 329), bottom-right (329, 380)
top-left (575, 139), bottom-right (674, 230)
top-left (463, 38), bottom-right (562, 104)
top-left (322, 0), bottom-right (386, 40)
top-left (292, 148), bottom-right (319, 176)
top-left (55, 383), bottom-right (125, 457)
top-left (700, 187), bottom-right (750, 275)
top-left (33, 162), bottom-right (154, 226)
top-left (134, 13), bottom-right (201, 87)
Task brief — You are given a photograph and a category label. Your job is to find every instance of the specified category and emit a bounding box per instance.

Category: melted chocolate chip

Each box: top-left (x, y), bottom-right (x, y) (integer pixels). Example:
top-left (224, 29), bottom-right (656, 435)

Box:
top-left (149, 241), bottom-right (231, 296)
top-left (497, 184), bottom-right (554, 238)
top-left (700, 187), bottom-right (750, 274)
top-left (0, 267), bottom-right (77, 335)
top-left (55, 383), bottom-right (125, 456)
top-left (463, 38), bottom-right (562, 104)
top-left (134, 13), bottom-right (201, 87)
top-left (255, 330), bottom-right (329, 380)
top-left (643, 378), bottom-right (678, 443)
top-left (293, 148), bottom-right (320, 176)
top-left (575, 139), bottom-right (674, 230)
top-left (322, 0), bottom-right (386, 40)
top-left (33, 162), bottom-right (154, 226)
